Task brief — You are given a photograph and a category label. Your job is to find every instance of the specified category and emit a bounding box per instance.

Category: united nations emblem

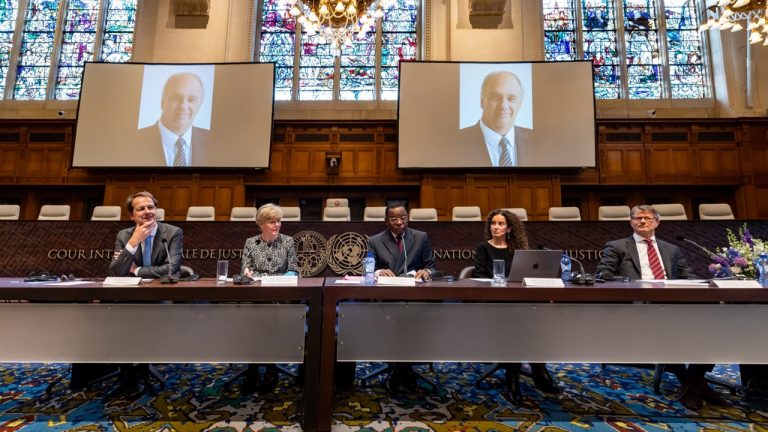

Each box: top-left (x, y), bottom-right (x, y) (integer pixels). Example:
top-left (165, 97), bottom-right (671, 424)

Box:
top-left (293, 230), bottom-right (328, 277)
top-left (326, 232), bottom-right (369, 275)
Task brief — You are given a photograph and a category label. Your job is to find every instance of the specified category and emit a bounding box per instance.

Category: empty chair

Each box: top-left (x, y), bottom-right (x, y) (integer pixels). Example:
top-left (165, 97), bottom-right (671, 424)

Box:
top-left (90, 205), bottom-right (121, 221)
top-left (281, 206), bottom-right (301, 221)
top-left (699, 203), bottom-right (735, 220)
top-left (186, 206), bottom-right (216, 221)
top-left (503, 208), bottom-right (528, 221)
top-left (452, 206), bottom-right (482, 221)
top-left (409, 208), bottom-right (438, 221)
top-left (323, 206), bottom-right (350, 221)
top-left (598, 205), bottom-right (631, 221)
top-left (230, 206), bottom-right (257, 222)
top-left (0, 204), bottom-right (20, 220)
top-left (651, 203), bottom-right (687, 220)
top-left (38, 205), bottom-right (71, 221)
top-left (155, 208), bottom-right (165, 221)
top-left (548, 206), bottom-right (581, 221)
top-left (325, 198), bottom-right (349, 208)
top-left (363, 206), bottom-right (386, 221)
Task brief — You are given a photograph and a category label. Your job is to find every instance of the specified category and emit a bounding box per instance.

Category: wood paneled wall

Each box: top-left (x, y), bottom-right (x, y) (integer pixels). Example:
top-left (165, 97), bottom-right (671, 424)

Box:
top-left (0, 118), bottom-right (766, 221)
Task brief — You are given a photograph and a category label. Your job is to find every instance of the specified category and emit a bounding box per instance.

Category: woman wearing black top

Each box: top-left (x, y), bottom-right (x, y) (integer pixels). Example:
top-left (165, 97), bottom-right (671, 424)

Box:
top-left (472, 209), bottom-right (561, 404)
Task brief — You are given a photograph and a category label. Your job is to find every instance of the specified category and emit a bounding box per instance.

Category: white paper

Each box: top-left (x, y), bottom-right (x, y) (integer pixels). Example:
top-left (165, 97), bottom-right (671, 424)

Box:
top-left (336, 276), bottom-right (364, 285)
top-left (44, 280), bottom-right (93, 286)
top-left (523, 278), bottom-right (565, 287)
top-left (709, 279), bottom-right (764, 288)
top-left (261, 275), bottom-right (298, 286)
top-left (376, 276), bottom-right (416, 286)
top-left (102, 277), bottom-right (142, 286)
top-left (662, 279), bottom-right (710, 287)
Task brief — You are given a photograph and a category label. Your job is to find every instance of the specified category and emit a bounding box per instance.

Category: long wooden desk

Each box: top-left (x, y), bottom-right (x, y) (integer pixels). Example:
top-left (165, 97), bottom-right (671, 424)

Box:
top-left (0, 277), bottom-right (324, 432)
top-left (317, 278), bottom-right (768, 431)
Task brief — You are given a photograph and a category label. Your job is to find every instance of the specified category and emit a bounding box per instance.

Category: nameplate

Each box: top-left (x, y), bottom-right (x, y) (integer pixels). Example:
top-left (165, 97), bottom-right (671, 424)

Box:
top-left (376, 276), bottom-right (416, 286)
top-left (523, 278), bottom-right (565, 288)
top-left (709, 279), bottom-right (764, 288)
top-left (102, 277), bottom-right (141, 286)
top-left (261, 275), bottom-right (298, 286)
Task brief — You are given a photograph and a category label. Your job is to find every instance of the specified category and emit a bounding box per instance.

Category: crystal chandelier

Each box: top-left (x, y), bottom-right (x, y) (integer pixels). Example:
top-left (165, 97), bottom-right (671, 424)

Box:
top-left (289, 0), bottom-right (395, 55)
top-left (699, 0), bottom-right (768, 46)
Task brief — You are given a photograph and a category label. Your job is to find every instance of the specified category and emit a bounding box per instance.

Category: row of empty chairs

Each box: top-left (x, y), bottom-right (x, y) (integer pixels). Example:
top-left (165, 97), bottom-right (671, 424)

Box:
top-left (550, 203), bottom-right (735, 221)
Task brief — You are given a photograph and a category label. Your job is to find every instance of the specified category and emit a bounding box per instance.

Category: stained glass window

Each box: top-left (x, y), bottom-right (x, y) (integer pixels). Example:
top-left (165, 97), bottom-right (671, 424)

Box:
top-left (543, 0), bottom-right (707, 99)
top-left (257, 0), bottom-right (418, 101)
top-left (0, 0), bottom-right (136, 100)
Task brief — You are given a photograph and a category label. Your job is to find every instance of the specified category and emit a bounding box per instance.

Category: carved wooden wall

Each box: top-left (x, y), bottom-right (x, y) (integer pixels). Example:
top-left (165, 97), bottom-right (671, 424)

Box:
top-left (0, 118), bottom-right (765, 221)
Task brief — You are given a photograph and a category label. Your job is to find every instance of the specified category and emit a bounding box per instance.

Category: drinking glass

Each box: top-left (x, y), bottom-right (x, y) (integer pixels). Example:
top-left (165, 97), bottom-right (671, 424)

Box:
top-left (216, 260), bottom-right (229, 284)
top-left (492, 259), bottom-right (506, 287)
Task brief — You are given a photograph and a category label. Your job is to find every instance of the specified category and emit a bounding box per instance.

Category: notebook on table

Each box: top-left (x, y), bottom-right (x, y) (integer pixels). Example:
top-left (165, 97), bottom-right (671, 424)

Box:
top-left (508, 250), bottom-right (563, 282)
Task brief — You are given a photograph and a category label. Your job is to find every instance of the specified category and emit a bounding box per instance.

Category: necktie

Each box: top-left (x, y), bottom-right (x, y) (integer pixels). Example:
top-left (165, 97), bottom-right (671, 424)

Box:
top-left (173, 137), bottom-right (187, 167)
top-left (644, 238), bottom-right (665, 279)
top-left (143, 235), bottom-right (153, 268)
top-left (395, 234), bottom-right (403, 253)
top-left (498, 136), bottom-right (514, 167)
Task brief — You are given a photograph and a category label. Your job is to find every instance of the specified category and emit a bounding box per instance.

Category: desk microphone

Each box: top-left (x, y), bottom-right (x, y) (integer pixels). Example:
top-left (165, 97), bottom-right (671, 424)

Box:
top-left (538, 245), bottom-right (594, 284)
top-left (160, 238), bottom-right (178, 284)
top-left (401, 231), bottom-right (409, 277)
top-left (676, 235), bottom-right (733, 278)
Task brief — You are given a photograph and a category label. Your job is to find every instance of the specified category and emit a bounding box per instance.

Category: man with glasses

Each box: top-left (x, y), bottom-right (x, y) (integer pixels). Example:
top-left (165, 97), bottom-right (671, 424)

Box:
top-left (596, 204), bottom-right (725, 411)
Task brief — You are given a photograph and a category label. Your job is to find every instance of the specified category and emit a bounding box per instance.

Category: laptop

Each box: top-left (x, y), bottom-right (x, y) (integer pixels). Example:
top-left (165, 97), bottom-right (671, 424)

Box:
top-left (507, 250), bottom-right (563, 282)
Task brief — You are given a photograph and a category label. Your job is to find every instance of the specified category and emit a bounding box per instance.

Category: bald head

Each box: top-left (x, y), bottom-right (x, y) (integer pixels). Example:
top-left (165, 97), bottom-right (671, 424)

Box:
top-left (480, 71), bottom-right (524, 136)
top-left (160, 72), bottom-right (205, 136)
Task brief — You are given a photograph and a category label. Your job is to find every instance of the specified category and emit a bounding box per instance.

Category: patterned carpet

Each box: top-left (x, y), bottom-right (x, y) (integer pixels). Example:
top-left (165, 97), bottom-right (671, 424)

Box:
top-left (0, 362), bottom-right (766, 431)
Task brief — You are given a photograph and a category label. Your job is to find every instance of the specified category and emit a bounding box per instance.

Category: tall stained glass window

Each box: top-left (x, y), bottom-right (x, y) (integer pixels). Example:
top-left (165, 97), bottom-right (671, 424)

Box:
top-left (0, 0), bottom-right (136, 100)
top-left (542, 0), bottom-right (707, 99)
top-left (256, 0), bottom-right (418, 101)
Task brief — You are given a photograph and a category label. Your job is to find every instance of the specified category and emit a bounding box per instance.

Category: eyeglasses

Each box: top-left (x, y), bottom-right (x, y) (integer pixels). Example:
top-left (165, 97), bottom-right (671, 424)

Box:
top-left (631, 216), bottom-right (657, 221)
top-left (387, 216), bottom-right (408, 223)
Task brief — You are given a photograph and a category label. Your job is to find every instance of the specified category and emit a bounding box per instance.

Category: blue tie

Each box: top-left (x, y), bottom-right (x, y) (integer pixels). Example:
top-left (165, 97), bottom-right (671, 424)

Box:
top-left (143, 235), bottom-right (153, 267)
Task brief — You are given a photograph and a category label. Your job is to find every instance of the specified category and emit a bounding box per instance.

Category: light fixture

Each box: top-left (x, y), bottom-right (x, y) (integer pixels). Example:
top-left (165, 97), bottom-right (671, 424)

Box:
top-left (700, 0), bottom-right (767, 46)
top-left (289, 0), bottom-right (395, 56)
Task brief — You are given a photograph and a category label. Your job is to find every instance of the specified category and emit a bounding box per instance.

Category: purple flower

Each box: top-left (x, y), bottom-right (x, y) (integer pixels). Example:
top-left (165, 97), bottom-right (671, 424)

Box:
top-left (744, 228), bottom-right (754, 246)
top-left (708, 263), bottom-right (721, 274)
top-left (734, 257), bottom-right (749, 267)
top-left (712, 254), bottom-right (729, 267)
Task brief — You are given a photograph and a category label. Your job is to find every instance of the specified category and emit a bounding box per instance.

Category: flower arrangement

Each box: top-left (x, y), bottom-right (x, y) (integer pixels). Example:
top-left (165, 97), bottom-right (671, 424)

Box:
top-left (708, 224), bottom-right (767, 279)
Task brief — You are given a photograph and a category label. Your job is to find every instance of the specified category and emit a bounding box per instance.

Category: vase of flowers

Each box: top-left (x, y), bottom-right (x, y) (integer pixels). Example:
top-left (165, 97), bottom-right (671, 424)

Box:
top-left (708, 224), bottom-right (767, 280)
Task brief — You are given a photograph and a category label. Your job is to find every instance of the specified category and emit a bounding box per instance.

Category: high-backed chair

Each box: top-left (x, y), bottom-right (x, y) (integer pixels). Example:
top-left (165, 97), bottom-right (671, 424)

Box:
top-left (451, 206), bottom-right (482, 221)
top-left (0, 204), bottom-right (20, 220)
top-left (651, 203), bottom-right (687, 220)
top-left (186, 206), bottom-right (216, 221)
top-left (699, 203), bottom-right (735, 220)
top-left (155, 208), bottom-right (165, 221)
top-left (38, 205), bottom-right (71, 221)
top-left (548, 206), bottom-right (581, 221)
top-left (409, 208), bottom-right (438, 221)
top-left (363, 206), bottom-right (386, 221)
top-left (230, 207), bottom-right (257, 222)
top-left (323, 206), bottom-right (350, 221)
top-left (91, 205), bottom-right (121, 221)
top-left (325, 198), bottom-right (349, 208)
top-left (598, 205), bottom-right (631, 221)
top-left (281, 206), bottom-right (301, 221)
top-left (503, 208), bottom-right (528, 221)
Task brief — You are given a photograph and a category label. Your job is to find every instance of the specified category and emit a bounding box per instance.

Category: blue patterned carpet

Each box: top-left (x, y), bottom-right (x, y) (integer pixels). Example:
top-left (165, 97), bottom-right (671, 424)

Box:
top-left (0, 362), bottom-right (766, 431)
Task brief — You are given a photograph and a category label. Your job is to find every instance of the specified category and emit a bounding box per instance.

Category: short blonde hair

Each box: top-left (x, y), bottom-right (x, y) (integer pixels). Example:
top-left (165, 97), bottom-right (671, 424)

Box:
top-left (256, 203), bottom-right (283, 224)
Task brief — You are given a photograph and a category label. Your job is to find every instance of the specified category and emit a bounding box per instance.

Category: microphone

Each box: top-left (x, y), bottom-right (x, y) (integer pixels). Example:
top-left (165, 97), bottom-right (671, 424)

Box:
top-left (538, 245), bottom-right (594, 284)
top-left (401, 231), bottom-right (409, 277)
top-left (160, 238), bottom-right (178, 284)
top-left (676, 235), bottom-right (733, 278)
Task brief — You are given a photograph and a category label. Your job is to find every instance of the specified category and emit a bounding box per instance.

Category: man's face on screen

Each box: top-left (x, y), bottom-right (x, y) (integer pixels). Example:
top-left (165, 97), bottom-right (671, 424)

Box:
top-left (480, 72), bottom-right (523, 136)
top-left (160, 74), bottom-right (204, 136)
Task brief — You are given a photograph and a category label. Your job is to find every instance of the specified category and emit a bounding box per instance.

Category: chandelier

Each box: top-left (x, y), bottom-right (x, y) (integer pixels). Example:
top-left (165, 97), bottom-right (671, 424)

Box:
top-left (698, 0), bottom-right (768, 46)
top-left (289, 0), bottom-right (395, 55)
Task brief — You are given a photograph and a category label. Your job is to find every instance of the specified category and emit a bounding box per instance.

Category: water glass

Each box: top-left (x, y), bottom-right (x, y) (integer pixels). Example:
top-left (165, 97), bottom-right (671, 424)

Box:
top-left (216, 260), bottom-right (229, 284)
top-left (492, 259), bottom-right (506, 287)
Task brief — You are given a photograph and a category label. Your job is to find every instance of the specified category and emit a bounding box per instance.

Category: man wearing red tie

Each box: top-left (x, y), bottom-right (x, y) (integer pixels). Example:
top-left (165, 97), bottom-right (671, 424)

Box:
top-left (596, 204), bottom-right (727, 411)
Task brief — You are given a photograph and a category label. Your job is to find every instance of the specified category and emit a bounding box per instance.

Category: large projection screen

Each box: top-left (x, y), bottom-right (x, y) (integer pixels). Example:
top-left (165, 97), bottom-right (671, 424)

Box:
top-left (398, 61), bottom-right (596, 169)
top-left (73, 62), bottom-right (275, 168)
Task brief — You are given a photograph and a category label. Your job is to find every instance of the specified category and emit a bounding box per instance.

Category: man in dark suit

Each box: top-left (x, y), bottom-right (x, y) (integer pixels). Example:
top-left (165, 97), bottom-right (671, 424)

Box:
top-left (137, 72), bottom-right (211, 167)
top-left (107, 191), bottom-right (183, 398)
top-left (596, 204), bottom-right (726, 410)
top-left (458, 71), bottom-right (533, 167)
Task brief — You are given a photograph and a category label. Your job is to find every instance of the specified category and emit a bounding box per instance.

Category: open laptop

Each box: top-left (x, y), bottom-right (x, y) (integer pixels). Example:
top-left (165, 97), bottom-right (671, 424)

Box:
top-left (508, 250), bottom-right (563, 282)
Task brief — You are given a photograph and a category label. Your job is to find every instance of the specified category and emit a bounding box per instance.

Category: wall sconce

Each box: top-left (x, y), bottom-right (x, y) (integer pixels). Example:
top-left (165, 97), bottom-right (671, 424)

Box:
top-left (326, 152), bottom-right (341, 175)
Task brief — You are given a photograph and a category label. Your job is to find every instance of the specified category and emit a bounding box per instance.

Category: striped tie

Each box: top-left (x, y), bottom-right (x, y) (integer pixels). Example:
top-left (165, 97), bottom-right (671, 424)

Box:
top-left (644, 239), bottom-right (665, 279)
top-left (173, 137), bottom-right (187, 167)
top-left (498, 137), bottom-right (514, 167)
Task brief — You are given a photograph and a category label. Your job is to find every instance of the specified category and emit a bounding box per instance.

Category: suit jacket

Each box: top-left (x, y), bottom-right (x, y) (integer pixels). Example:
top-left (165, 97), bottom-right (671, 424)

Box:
top-left (596, 236), bottom-right (695, 280)
top-left (367, 227), bottom-right (436, 276)
top-left (456, 122), bottom-right (533, 167)
top-left (137, 123), bottom-right (212, 167)
top-left (109, 222), bottom-right (184, 278)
